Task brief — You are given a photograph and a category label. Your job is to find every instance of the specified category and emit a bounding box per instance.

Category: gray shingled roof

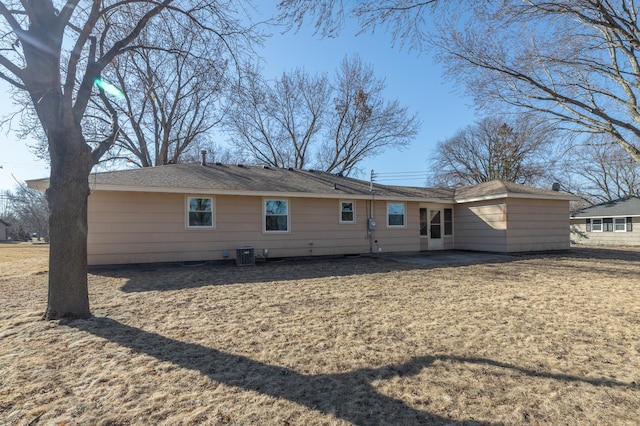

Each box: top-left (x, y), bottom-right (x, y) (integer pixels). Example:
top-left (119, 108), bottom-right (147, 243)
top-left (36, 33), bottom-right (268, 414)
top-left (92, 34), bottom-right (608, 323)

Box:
top-left (85, 163), bottom-right (452, 200)
top-left (571, 197), bottom-right (640, 218)
top-left (453, 179), bottom-right (568, 201)
top-left (28, 163), bottom-right (577, 202)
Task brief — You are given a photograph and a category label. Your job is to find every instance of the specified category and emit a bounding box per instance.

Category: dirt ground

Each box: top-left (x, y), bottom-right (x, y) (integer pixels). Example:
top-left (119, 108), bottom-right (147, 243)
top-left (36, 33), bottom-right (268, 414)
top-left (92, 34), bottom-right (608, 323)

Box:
top-left (1, 242), bottom-right (639, 425)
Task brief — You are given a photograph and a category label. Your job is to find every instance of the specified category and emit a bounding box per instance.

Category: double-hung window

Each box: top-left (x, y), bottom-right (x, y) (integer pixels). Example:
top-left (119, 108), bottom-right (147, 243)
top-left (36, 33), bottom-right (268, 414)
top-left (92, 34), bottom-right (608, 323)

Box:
top-left (340, 201), bottom-right (355, 224)
top-left (603, 218), bottom-right (614, 232)
top-left (265, 199), bottom-right (289, 232)
top-left (387, 203), bottom-right (405, 227)
top-left (589, 217), bottom-right (633, 232)
top-left (187, 197), bottom-right (214, 228)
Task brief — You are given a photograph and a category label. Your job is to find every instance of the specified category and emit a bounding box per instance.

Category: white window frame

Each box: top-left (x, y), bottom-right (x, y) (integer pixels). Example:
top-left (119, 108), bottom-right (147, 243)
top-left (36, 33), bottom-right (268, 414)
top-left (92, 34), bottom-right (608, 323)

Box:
top-left (339, 200), bottom-right (356, 224)
top-left (263, 198), bottom-right (290, 233)
top-left (186, 196), bottom-right (214, 229)
top-left (591, 218), bottom-right (602, 232)
top-left (603, 217), bottom-right (614, 232)
top-left (387, 202), bottom-right (406, 228)
top-left (614, 217), bottom-right (627, 232)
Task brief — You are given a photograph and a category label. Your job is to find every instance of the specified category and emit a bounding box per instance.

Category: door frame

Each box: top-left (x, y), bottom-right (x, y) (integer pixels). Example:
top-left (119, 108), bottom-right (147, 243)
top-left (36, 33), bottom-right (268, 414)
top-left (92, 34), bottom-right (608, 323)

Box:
top-left (419, 206), bottom-right (445, 251)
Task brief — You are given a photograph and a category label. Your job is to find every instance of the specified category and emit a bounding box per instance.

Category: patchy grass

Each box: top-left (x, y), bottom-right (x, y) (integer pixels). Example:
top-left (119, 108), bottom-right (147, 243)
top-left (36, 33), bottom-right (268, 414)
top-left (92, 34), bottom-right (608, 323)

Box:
top-left (1, 244), bottom-right (639, 425)
top-left (0, 242), bottom-right (49, 278)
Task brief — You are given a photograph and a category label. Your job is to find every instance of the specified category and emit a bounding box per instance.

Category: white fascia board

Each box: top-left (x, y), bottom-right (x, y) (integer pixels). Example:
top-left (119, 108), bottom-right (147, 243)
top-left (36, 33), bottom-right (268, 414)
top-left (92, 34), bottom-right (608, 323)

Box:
top-left (455, 193), bottom-right (580, 203)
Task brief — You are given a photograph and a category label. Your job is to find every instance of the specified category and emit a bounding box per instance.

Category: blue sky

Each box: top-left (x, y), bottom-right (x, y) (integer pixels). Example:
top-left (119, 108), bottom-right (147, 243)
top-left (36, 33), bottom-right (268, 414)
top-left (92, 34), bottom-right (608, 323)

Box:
top-left (0, 5), bottom-right (477, 192)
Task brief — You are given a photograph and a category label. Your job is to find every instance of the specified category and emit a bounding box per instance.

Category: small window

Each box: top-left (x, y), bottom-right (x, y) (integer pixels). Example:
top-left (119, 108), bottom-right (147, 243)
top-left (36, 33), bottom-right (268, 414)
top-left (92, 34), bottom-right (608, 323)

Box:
top-left (586, 218), bottom-right (591, 232)
top-left (614, 218), bottom-right (626, 232)
top-left (265, 199), bottom-right (289, 232)
top-left (627, 217), bottom-right (633, 232)
top-left (187, 197), bottom-right (213, 228)
top-left (387, 203), bottom-right (405, 227)
top-left (340, 201), bottom-right (355, 223)
top-left (444, 208), bottom-right (453, 236)
top-left (603, 218), bottom-right (613, 232)
top-left (592, 219), bottom-right (602, 232)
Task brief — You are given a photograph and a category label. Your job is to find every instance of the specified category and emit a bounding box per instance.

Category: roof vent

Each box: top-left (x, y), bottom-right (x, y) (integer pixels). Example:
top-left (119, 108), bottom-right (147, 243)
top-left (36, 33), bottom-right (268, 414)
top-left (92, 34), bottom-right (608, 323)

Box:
top-left (263, 165), bottom-right (270, 169)
top-left (333, 183), bottom-right (338, 190)
top-left (215, 162), bottom-right (223, 166)
top-left (236, 163), bottom-right (244, 168)
top-left (552, 182), bottom-right (561, 191)
top-left (288, 167), bottom-right (294, 171)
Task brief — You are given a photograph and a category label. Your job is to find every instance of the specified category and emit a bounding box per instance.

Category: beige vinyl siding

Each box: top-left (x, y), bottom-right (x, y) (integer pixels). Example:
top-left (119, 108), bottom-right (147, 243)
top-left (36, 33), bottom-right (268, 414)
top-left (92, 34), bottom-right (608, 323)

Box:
top-left (571, 217), bottom-right (640, 246)
top-left (87, 191), bottom-right (421, 265)
top-left (453, 202), bottom-right (508, 252)
top-left (453, 198), bottom-right (570, 252)
top-left (371, 201), bottom-right (420, 254)
top-left (443, 237), bottom-right (455, 250)
top-left (504, 198), bottom-right (570, 251)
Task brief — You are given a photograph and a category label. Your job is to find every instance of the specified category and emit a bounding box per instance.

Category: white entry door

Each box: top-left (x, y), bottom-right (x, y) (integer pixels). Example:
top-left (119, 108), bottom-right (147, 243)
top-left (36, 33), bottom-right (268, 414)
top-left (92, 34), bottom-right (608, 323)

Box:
top-left (428, 209), bottom-right (444, 250)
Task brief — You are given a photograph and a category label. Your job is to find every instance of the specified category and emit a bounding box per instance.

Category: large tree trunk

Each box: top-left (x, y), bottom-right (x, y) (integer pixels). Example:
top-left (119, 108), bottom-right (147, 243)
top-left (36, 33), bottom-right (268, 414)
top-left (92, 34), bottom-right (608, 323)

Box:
top-left (43, 130), bottom-right (94, 320)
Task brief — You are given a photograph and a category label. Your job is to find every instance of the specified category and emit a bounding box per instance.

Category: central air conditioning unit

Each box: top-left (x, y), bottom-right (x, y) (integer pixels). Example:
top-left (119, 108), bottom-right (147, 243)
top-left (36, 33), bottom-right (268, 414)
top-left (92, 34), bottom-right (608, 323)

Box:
top-left (235, 246), bottom-right (255, 266)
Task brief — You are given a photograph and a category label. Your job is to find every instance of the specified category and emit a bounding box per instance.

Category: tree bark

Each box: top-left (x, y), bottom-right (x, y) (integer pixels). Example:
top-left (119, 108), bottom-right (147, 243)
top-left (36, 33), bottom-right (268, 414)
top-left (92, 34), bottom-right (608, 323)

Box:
top-left (43, 130), bottom-right (94, 320)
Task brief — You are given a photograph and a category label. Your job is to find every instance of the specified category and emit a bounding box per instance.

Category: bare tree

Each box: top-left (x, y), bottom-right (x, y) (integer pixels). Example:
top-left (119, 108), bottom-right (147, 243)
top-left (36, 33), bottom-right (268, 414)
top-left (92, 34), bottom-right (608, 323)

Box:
top-left (432, 2), bottom-right (640, 166)
top-left (0, 189), bottom-right (10, 219)
top-left (227, 55), bottom-right (419, 175)
top-left (279, 1), bottom-right (640, 169)
top-left (0, 1), bottom-right (257, 319)
top-left (93, 14), bottom-right (229, 168)
top-left (226, 66), bottom-right (329, 169)
top-left (277, 0), bottom-right (443, 51)
top-left (5, 182), bottom-right (49, 240)
top-left (319, 55), bottom-right (419, 175)
top-left (561, 134), bottom-right (640, 204)
top-left (431, 115), bottom-right (557, 187)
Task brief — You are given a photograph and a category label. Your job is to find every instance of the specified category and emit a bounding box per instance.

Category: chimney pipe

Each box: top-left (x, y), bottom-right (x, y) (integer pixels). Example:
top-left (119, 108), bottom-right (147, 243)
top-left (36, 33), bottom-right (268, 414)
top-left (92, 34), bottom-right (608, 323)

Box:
top-left (201, 150), bottom-right (207, 166)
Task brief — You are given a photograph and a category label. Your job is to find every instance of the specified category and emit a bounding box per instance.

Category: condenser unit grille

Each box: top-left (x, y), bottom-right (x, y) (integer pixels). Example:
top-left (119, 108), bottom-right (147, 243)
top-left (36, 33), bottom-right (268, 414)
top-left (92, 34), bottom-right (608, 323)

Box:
top-left (236, 247), bottom-right (255, 266)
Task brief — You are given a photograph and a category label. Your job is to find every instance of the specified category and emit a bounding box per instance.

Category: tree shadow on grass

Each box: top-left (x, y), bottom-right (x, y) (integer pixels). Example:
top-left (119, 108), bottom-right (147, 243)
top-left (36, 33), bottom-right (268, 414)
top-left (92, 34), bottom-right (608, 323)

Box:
top-left (65, 317), bottom-right (487, 425)
top-left (89, 247), bottom-right (640, 293)
top-left (92, 254), bottom-right (516, 293)
top-left (94, 256), bottom-right (423, 293)
top-left (65, 318), bottom-right (638, 425)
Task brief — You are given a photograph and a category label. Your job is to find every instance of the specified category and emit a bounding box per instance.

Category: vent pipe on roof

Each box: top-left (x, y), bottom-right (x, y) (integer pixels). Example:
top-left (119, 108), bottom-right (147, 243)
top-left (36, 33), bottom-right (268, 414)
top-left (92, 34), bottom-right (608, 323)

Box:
top-left (201, 150), bottom-right (207, 166)
top-left (552, 182), bottom-right (561, 191)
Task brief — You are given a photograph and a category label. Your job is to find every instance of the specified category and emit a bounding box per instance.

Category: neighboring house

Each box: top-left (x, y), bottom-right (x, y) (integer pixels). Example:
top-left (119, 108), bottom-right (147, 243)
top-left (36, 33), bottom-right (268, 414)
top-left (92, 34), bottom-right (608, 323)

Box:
top-left (570, 197), bottom-right (640, 246)
top-left (0, 219), bottom-right (9, 241)
top-left (27, 162), bottom-right (578, 265)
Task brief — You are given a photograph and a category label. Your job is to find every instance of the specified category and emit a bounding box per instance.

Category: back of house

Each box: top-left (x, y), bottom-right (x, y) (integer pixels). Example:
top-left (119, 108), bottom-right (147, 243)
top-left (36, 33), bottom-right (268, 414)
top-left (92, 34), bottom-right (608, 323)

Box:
top-left (28, 163), bottom-right (578, 265)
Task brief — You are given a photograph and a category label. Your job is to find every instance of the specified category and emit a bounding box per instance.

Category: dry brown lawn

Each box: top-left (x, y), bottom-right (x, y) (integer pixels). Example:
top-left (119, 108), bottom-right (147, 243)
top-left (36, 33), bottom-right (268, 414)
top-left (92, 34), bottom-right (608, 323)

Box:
top-left (1, 242), bottom-right (639, 425)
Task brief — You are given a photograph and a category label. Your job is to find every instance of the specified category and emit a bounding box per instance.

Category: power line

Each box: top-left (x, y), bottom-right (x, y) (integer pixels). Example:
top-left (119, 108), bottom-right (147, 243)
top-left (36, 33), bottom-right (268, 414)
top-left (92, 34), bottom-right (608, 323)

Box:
top-left (371, 170), bottom-right (430, 184)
